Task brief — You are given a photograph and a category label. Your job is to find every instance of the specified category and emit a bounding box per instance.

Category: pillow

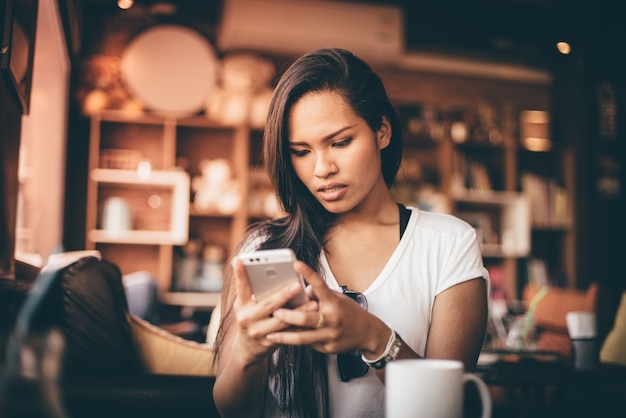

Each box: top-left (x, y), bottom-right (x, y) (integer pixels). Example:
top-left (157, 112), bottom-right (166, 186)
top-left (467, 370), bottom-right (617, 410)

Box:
top-left (58, 256), bottom-right (145, 377)
top-left (205, 302), bottom-right (221, 349)
top-left (600, 291), bottom-right (626, 366)
top-left (129, 315), bottom-right (216, 376)
top-left (524, 283), bottom-right (598, 331)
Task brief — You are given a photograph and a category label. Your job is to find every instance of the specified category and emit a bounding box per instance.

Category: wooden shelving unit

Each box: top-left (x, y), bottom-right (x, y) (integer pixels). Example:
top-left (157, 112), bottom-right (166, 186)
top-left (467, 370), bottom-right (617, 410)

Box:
top-left (85, 110), bottom-right (267, 309)
top-left (84, 65), bottom-right (576, 305)
top-left (378, 67), bottom-right (574, 299)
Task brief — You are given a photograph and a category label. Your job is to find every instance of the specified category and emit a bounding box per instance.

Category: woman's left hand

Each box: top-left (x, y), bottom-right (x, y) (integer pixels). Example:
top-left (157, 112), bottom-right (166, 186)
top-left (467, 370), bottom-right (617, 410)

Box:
top-left (267, 260), bottom-right (389, 357)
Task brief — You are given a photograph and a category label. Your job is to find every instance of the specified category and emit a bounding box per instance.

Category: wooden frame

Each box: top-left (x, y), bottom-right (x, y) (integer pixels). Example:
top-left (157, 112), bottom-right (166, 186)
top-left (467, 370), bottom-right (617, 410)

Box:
top-left (57, 0), bottom-right (81, 56)
top-left (0, 0), bottom-right (38, 114)
top-left (88, 169), bottom-right (190, 245)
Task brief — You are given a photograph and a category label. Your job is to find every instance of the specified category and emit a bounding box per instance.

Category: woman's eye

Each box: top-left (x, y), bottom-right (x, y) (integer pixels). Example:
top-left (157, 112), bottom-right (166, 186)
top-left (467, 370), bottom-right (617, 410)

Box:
top-left (290, 148), bottom-right (309, 157)
top-left (332, 138), bottom-right (352, 148)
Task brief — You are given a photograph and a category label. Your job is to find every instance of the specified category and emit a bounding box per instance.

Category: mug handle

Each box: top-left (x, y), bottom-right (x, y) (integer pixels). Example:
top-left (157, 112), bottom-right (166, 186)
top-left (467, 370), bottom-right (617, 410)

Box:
top-left (463, 373), bottom-right (492, 418)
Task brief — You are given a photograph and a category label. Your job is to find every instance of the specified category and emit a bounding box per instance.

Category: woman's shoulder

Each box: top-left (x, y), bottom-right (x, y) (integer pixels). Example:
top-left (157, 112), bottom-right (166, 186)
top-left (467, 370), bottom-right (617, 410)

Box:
top-left (408, 206), bottom-right (474, 235)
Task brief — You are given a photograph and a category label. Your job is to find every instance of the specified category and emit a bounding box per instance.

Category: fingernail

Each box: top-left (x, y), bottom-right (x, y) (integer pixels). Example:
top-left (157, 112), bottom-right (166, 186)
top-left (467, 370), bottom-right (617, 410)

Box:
top-left (289, 282), bottom-right (302, 293)
top-left (304, 301), bottom-right (318, 311)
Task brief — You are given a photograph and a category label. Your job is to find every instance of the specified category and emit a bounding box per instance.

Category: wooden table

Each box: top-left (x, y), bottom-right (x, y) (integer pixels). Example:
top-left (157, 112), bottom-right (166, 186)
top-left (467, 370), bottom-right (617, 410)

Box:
top-left (475, 350), bottom-right (626, 418)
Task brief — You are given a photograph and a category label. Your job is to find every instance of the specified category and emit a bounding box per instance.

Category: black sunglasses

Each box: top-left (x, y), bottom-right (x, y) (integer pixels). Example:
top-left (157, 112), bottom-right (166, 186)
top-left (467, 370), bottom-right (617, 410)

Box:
top-left (337, 286), bottom-right (369, 382)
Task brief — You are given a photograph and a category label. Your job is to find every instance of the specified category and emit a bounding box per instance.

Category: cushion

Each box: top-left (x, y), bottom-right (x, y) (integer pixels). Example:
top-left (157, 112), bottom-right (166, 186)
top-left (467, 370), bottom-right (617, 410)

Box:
top-left (5, 255), bottom-right (145, 381)
top-left (600, 291), bottom-right (626, 366)
top-left (129, 315), bottom-right (216, 376)
top-left (523, 283), bottom-right (598, 357)
top-left (524, 283), bottom-right (598, 331)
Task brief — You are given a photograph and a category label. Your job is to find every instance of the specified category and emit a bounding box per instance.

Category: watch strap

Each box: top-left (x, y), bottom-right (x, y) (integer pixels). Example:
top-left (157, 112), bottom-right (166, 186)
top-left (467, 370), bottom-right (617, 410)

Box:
top-left (361, 329), bottom-right (402, 369)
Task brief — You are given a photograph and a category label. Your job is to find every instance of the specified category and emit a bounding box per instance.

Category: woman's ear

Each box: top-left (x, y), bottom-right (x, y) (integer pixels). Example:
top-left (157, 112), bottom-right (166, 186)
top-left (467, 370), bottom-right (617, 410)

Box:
top-left (377, 116), bottom-right (392, 150)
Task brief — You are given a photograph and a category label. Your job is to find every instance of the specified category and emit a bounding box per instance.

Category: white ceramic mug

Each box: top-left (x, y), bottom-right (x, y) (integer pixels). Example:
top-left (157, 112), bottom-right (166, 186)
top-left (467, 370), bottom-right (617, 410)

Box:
top-left (101, 196), bottom-right (132, 232)
top-left (566, 311), bottom-right (599, 369)
top-left (386, 359), bottom-right (491, 418)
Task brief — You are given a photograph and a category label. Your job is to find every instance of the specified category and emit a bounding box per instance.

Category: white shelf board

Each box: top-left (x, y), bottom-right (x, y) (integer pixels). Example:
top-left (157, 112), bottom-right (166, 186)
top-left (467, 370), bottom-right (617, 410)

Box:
top-left (454, 189), bottom-right (531, 258)
top-left (161, 291), bottom-right (220, 308)
top-left (90, 168), bottom-right (190, 245)
top-left (88, 229), bottom-right (187, 245)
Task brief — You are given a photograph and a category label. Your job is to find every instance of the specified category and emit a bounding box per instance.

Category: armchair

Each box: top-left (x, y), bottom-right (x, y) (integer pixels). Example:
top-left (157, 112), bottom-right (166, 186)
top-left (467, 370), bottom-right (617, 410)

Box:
top-left (1, 256), bottom-right (219, 418)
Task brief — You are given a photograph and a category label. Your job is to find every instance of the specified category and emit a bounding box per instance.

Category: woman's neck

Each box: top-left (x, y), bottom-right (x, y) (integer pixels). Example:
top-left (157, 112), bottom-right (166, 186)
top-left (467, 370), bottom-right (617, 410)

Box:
top-left (323, 196), bottom-right (400, 291)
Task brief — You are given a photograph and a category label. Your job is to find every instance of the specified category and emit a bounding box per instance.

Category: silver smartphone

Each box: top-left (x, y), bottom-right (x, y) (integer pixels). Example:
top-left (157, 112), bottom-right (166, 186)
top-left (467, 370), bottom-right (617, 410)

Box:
top-left (238, 248), bottom-right (308, 308)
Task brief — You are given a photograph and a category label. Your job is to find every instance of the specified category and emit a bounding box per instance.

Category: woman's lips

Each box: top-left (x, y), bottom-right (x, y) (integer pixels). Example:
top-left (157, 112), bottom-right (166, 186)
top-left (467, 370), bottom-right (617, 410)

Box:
top-left (317, 184), bottom-right (347, 201)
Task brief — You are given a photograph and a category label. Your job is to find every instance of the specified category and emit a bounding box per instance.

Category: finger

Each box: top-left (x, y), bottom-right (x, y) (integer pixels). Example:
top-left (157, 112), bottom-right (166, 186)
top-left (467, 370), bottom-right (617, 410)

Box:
top-left (300, 300), bottom-right (319, 312)
top-left (272, 304), bottom-right (319, 328)
top-left (232, 257), bottom-right (254, 302)
top-left (305, 284), bottom-right (317, 301)
top-left (294, 261), bottom-right (336, 301)
top-left (266, 328), bottom-right (331, 347)
top-left (255, 280), bottom-right (310, 314)
top-left (243, 313), bottom-right (297, 339)
top-left (244, 300), bottom-right (318, 341)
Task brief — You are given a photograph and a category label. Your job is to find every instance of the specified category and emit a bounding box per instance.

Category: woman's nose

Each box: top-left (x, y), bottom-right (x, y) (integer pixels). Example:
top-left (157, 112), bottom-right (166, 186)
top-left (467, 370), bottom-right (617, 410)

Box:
top-left (314, 153), bottom-right (337, 178)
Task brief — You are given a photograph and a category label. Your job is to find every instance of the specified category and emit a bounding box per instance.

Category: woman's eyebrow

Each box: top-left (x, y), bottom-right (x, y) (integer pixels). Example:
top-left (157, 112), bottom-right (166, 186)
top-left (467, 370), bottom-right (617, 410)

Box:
top-left (289, 125), bottom-right (355, 146)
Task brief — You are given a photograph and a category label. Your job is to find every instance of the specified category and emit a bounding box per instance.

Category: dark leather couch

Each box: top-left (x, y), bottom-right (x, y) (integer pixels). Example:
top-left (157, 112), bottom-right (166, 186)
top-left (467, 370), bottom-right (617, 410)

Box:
top-left (1, 257), bottom-right (219, 418)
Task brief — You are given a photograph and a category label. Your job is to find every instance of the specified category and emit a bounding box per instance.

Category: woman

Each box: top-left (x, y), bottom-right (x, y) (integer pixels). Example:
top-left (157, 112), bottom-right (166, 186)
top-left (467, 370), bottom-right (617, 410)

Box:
top-left (213, 48), bottom-right (489, 418)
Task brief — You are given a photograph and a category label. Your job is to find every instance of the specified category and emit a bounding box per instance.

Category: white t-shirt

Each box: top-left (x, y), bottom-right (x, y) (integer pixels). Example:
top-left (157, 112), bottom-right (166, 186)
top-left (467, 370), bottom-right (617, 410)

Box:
top-left (261, 206), bottom-right (489, 417)
top-left (323, 207), bottom-right (489, 417)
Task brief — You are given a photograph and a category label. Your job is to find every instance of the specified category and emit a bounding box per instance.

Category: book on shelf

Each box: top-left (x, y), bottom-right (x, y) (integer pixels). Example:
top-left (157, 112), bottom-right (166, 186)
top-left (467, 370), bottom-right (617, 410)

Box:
top-left (520, 172), bottom-right (569, 228)
top-left (523, 257), bottom-right (570, 288)
top-left (451, 150), bottom-right (493, 193)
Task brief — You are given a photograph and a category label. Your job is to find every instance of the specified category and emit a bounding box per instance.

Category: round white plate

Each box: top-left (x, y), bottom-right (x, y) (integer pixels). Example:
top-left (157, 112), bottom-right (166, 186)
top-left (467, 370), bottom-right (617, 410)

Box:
top-left (120, 24), bottom-right (218, 117)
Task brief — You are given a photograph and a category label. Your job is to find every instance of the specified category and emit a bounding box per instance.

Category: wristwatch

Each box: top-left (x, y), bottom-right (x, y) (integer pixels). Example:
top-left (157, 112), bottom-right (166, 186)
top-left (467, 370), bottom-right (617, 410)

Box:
top-left (362, 329), bottom-right (402, 369)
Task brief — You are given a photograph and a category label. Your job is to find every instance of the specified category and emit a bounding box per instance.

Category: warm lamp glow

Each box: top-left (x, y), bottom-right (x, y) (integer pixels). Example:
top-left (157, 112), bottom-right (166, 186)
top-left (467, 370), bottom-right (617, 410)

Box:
top-left (556, 41), bottom-right (571, 55)
top-left (522, 137), bottom-right (552, 152)
top-left (117, 0), bottom-right (133, 10)
top-left (520, 110), bottom-right (551, 152)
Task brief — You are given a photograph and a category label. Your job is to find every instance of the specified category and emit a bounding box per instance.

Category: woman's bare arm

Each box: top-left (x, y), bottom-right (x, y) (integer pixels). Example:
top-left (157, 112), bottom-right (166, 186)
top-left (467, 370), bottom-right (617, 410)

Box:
top-left (424, 278), bottom-right (489, 371)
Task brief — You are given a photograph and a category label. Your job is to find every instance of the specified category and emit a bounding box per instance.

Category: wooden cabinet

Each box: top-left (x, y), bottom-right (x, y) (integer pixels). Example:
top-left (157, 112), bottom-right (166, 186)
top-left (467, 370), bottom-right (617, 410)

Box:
top-left (86, 110), bottom-right (266, 308)
top-left (379, 68), bottom-right (574, 299)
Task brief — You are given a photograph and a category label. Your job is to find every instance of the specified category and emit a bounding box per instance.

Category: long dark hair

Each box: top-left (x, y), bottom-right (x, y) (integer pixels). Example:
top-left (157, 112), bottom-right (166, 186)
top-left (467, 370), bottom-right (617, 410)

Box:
top-left (215, 48), bottom-right (403, 418)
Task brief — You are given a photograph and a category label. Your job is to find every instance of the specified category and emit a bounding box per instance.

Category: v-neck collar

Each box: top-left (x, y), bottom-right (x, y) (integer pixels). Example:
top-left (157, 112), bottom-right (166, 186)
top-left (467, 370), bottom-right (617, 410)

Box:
top-left (321, 206), bottom-right (418, 295)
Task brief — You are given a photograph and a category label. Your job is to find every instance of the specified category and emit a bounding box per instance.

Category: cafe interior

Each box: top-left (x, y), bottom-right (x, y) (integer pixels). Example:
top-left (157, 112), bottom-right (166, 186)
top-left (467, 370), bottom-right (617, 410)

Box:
top-left (1, 0), bottom-right (625, 417)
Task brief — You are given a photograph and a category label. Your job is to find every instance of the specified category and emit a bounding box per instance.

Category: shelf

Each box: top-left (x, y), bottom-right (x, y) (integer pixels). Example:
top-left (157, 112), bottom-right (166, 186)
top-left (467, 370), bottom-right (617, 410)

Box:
top-left (454, 190), bottom-right (530, 258)
top-left (161, 291), bottom-right (220, 308)
top-left (88, 229), bottom-right (186, 245)
top-left (90, 168), bottom-right (190, 245)
top-left (90, 168), bottom-right (189, 186)
top-left (480, 244), bottom-right (517, 258)
top-left (531, 224), bottom-right (572, 232)
top-left (98, 109), bottom-right (230, 128)
top-left (378, 66), bottom-right (572, 297)
top-left (87, 112), bottom-right (253, 302)
top-left (97, 109), bottom-right (168, 124)
top-left (452, 189), bottom-right (526, 205)
top-left (189, 206), bottom-right (236, 219)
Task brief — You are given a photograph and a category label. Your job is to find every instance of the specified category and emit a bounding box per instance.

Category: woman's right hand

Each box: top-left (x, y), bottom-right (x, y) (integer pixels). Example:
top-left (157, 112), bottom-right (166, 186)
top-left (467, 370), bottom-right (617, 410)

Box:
top-left (230, 257), bottom-right (319, 363)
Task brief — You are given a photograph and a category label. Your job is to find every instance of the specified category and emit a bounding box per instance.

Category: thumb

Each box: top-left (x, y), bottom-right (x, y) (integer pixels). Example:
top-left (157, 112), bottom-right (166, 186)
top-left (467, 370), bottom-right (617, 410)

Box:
top-left (232, 257), bottom-right (254, 302)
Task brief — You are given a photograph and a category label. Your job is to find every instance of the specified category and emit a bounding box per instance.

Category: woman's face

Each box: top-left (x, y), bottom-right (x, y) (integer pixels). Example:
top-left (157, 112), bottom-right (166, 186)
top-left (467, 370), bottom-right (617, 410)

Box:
top-left (287, 90), bottom-right (391, 214)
